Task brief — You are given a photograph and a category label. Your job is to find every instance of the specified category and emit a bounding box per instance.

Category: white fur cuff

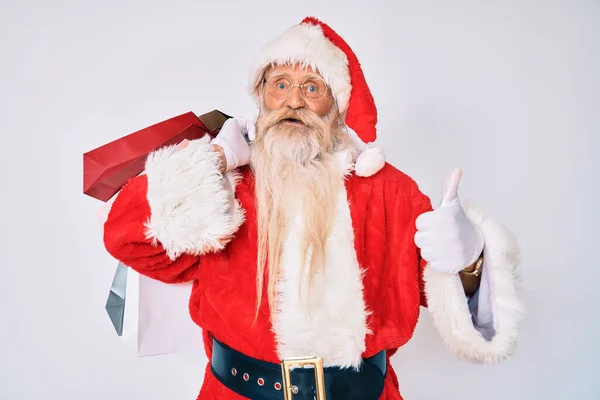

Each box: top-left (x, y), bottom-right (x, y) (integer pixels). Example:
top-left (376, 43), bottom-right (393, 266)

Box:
top-left (143, 135), bottom-right (245, 260)
top-left (423, 203), bottom-right (525, 363)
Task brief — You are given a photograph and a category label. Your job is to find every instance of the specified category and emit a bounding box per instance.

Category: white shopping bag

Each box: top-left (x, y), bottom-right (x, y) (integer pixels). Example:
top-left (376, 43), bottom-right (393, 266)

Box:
top-left (136, 272), bottom-right (202, 356)
top-left (105, 263), bottom-right (202, 357)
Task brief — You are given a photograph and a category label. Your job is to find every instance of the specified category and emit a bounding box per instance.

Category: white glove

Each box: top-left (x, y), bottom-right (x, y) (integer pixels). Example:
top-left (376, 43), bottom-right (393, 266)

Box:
top-left (210, 118), bottom-right (255, 172)
top-left (414, 169), bottom-right (485, 274)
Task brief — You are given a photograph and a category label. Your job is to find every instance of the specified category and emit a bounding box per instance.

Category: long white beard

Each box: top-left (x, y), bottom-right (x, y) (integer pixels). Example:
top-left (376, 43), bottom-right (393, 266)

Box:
top-left (250, 106), bottom-right (350, 315)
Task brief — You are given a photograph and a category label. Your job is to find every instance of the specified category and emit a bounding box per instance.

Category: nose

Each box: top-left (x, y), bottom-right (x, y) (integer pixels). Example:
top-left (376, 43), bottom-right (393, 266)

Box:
top-left (284, 86), bottom-right (306, 110)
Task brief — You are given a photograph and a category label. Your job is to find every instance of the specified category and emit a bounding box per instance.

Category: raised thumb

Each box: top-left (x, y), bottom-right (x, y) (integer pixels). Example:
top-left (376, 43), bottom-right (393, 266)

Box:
top-left (440, 168), bottom-right (462, 206)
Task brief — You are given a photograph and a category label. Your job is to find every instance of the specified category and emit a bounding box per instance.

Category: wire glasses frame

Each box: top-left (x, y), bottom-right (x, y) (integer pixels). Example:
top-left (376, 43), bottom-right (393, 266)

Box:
top-left (263, 72), bottom-right (330, 100)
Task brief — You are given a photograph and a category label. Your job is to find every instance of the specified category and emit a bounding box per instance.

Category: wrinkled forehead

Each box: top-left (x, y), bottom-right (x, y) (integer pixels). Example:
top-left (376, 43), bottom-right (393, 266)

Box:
top-left (262, 63), bottom-right (324, 82)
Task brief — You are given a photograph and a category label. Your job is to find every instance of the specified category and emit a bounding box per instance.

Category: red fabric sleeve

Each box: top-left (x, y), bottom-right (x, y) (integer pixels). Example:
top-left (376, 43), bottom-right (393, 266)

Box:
top-left (410, 182), bottom-right (434, 308)
top-left (103, 174), bottom-right (200, 284)
top-left (418, 247), bottom-right (430, 307)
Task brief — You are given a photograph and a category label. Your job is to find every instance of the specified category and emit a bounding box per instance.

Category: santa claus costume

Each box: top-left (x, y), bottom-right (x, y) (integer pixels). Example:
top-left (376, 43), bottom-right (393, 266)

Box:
top-left (103, 16), bottom-right (524, 400)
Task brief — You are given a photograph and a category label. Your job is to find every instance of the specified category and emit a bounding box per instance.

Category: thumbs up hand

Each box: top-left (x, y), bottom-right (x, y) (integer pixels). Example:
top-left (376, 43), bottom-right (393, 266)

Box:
top-left (414, 169), bottom-right (485, 274)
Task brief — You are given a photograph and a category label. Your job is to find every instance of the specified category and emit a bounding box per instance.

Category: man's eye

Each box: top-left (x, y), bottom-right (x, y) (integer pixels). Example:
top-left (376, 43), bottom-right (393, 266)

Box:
top-left (277, 83), bottom-right (287, 90)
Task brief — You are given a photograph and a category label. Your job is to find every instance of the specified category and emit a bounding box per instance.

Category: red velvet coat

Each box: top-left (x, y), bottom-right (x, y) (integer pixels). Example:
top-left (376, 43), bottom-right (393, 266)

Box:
top-left (103, 139), bottom-right (522, 399)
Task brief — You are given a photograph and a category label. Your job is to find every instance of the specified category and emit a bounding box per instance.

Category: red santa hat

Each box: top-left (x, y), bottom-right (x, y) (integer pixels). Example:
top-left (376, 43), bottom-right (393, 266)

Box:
top-left (248, 16), bottom-right (386, 177)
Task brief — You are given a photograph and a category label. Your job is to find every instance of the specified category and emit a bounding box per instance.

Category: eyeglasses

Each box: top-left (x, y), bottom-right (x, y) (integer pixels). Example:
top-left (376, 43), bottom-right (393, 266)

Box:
top-left (264, 72), bottom-right (330, 100)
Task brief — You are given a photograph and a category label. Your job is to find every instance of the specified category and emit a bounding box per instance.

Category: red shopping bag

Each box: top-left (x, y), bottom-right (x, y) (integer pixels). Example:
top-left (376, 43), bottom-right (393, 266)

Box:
top-left (83, 110), bottom-right (230, 202)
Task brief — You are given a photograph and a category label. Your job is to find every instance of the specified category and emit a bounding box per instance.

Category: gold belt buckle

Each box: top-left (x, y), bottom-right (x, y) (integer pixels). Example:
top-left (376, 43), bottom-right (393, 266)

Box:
top-left (281, 356), bottom-right (326, 400)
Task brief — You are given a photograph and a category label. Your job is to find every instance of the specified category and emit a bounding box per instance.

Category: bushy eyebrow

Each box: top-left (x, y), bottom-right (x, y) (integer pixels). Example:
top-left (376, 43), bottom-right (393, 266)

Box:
top-left (264, 71), bottom-right (323, 84)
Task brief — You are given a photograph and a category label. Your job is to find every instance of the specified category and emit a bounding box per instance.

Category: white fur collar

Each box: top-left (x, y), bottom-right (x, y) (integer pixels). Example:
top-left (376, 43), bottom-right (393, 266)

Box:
top-left (272, 178), bottom-right (370, 369)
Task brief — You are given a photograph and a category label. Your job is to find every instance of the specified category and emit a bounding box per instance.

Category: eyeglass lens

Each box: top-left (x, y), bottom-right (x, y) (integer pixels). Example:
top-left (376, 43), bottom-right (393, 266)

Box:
top-left (266, 74), bottom-right (327, 99)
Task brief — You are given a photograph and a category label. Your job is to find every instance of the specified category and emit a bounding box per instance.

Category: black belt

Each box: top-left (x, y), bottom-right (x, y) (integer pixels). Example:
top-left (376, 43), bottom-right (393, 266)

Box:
top-left (210, 337), bottom-right (387, 400)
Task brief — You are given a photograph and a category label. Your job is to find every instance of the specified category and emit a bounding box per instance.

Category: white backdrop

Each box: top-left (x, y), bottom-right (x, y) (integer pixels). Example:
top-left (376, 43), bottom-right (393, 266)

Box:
top-left (1, 0), bottom-right (598, 399)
